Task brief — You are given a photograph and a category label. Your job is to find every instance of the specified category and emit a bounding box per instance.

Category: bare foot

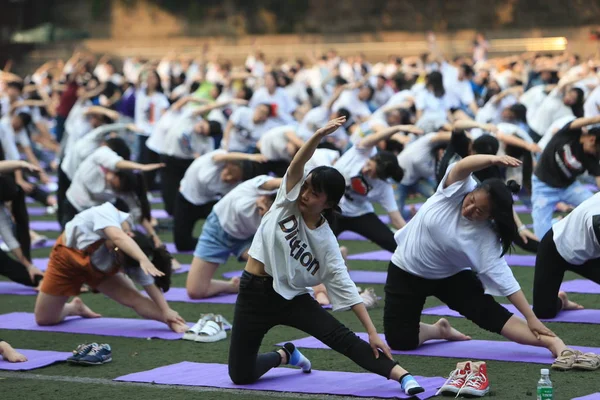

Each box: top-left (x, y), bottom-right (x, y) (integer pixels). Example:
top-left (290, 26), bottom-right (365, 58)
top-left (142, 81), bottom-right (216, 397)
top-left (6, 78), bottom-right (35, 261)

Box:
top-left (169, 321), bottom-right (188, 333)
top-left (230, 276), bottom-right (241, 291)
top-left (559, 291), bottom-right (584, 311)
top-left (340, 246), bottom-right (348, 261)
top-left (171, 258), bottom-right (182, 271)
top-left (436, 318), bottom-right (471, 341)
top-left (70, 297), bottom-right (101, 318)
top-left (0, 342), bottom-right (27, 363)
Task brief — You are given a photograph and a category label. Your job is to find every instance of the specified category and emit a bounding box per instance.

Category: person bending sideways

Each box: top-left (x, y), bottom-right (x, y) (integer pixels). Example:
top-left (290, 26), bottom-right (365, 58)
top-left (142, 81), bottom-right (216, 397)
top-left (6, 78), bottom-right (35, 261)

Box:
top-left (186, 175), bottom-right (280, 299)
top-left (228, 117), bottom-right (425, 396)
top-left (384, 154), bottom-right (577, 368)
top-left (533, 193), bottom-right (600, 319)
top-left (34, 202), bottom-right (187, 333)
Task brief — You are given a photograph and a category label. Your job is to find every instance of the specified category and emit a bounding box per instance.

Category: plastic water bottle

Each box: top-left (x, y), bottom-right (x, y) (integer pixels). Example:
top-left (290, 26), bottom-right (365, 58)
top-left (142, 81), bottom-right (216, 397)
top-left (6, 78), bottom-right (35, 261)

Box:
top-left (537, 368), bottom-right (553, 400)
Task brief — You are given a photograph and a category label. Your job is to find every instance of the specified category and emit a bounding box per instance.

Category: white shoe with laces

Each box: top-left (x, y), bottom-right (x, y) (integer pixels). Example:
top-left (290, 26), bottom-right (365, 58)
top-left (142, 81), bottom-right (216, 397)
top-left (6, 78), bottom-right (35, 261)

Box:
top-left (436, 361), bottom-right (472, 396)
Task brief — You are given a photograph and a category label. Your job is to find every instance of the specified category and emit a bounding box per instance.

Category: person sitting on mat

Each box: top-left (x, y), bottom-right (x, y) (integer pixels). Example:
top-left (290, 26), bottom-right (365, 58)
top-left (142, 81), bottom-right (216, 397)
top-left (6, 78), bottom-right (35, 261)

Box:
top-left (228, 116), bottom-right (426, 396)
top-left (34, 202), bottom-right (187, 333)
top-left (533, 192), bottom-right (600, 320)
top-left (0, 339), bottom-right (27, 363)
top-left (384, 154), bottom-right (579, 371)
top-left (186, 175), bottom-right (280, 299)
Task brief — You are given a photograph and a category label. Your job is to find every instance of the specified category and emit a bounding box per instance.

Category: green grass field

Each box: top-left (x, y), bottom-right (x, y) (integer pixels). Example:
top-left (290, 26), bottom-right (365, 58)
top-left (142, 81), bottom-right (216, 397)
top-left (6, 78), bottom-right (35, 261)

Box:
top-left (1, 200), bottom-right (599, 400)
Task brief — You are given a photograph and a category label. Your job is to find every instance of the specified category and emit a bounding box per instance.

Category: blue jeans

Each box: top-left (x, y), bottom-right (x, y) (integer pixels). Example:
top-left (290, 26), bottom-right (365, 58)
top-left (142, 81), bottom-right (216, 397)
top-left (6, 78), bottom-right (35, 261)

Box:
top-left (194, 212), bottom-right (252, 264)
top-left (531, 176), bottom-right (594, 238)
top-left (395, 178), bottom-right (436, 220)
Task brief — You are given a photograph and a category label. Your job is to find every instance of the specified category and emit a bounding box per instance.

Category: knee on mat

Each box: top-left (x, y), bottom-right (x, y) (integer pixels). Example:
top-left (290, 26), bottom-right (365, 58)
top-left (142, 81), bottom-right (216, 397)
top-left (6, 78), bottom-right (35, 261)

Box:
top-left (174, 238), bottom-right (195, 252)
top-left (385, 333), bottom-right (419, 351)
top-left (186, 287), bottom-right (210, 300)
top-left (532, 305), bottom-right (558, 320)
top-left (229, 369), bottom-right (256, 385)
top-left (35, 314), bottom-right (59, 326)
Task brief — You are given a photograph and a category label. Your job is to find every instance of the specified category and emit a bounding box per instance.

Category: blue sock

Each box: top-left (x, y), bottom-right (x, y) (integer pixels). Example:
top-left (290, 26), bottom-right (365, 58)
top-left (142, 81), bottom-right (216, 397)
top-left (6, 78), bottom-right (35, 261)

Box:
top-left (283, 343), bottom-right (311, 373)
top-left (400, 374), bottom-right (424, 395)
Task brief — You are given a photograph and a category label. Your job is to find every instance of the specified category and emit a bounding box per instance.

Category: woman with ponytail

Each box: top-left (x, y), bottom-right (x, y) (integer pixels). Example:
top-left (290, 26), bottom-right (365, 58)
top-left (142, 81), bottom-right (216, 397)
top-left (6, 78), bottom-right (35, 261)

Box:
top-left (384, 154), bottom-right (575, 374)
top-left (34, 202), bottom-right (187, 333)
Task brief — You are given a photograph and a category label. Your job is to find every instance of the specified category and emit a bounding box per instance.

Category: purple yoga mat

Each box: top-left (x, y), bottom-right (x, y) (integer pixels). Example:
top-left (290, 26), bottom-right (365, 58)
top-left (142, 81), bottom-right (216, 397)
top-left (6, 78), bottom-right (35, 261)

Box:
top-left (0, 281), bottom-right (38, 296)
top-left (27, 208), bottom-right (169, 219)
top-left (0, 349), bottom-right (71, 371)
top-left (0, 312), bottom-right (190, 340)
top-left (282, 333), bottom-right (600, 365)
top-left (164, 243), bottom-right (192, 254)
top-left (423, 304), bottom-right (600, 324)
top-left (560, 279), bottom-right (600, 294)
top-left (29, 221), bottom-right (61, 231)
top-left (114, 361), bottom-right (444, 399)
top-left (347, 250), bottom-right (537, 267)
top-left (221, 270), bottom-right (388, 285)
top-left (153, 287), bottom-right (238, 304)
top-left (573, 394), bottom-right (600, 400)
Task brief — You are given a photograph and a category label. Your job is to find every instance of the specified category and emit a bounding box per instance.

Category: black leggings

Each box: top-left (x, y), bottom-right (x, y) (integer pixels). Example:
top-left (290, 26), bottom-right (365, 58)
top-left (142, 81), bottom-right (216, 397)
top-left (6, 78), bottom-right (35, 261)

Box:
top-left (228, 271), bottom-right (398, 385)
top-left (383, 263), bottom-right (513, 350)
top-left (56, 165), bottom-right (72, 227)
top-left (514, 234), bottom-right (539, 254)
top-left (332, 213), bottom-right (396, 253)
top-left (0, 175), bottom-right (31, 260)
top-left (533, 230), bottom-right (600, 319)
top-left (0, 250), bottom-right (41, 287)
top-left (160, 155), bottom-right (193, 216)
top-left (138, 136), bottom-right (161, 191)
top-left (172, 193), bottom-right (217, 252)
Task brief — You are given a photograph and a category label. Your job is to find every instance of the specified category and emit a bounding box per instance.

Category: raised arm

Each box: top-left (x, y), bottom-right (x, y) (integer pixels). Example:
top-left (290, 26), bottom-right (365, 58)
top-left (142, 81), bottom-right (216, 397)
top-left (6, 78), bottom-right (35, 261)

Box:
top-left (0, 160), bottom-right (41, 174)
top-left (567, 115), bottom-right (600, 131)
top-left (211, 152), bottom-right (266, 164)
top-left (115, 159), bottom-right (165, 172)
top-left (358, 124), bottom-right (423, 149)
top-left (190, 99), bottom-right (247, 116)
top-left (445, 154), bottom-right (522, 188)
top-left (286, 117), bottom-right (346, 193)
top-left (259, 177), bottom-right (283, 191)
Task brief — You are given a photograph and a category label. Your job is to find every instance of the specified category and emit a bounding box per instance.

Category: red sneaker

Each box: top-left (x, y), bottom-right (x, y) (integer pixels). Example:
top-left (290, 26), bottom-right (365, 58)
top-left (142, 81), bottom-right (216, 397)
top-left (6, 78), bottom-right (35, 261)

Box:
top-left (438, 361), bottom-right (472, 395)
top-left (459, 361), bottom-right (490, 397)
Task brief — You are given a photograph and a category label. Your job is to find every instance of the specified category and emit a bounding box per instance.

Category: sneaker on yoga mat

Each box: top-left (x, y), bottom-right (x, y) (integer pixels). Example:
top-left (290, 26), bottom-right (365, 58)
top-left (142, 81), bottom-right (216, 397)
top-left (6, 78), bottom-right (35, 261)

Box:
top-left (183, 314), bottom-right (214, 341)
top-left (283, 342), bottom-right (311, 373)
top-left (457, 361), bottom-right (489, 397)
top-left (400, 374), bottom-right (424, 396)
top-left (67, 343), bottom-right (98, 364)
top-left (195, 315), bottom-right (227, 343)
top-left (438, 360), bottom-right (473, 395)
top-left (78, 344), bottom-right (112, 365)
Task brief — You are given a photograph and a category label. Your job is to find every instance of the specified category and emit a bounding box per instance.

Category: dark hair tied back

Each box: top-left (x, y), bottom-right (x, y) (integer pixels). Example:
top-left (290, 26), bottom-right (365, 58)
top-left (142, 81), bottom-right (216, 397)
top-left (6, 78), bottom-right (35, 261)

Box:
top-left (126, 231), bottom-right (173, 292)
top-left (506, 180), bottom-right (521, 195)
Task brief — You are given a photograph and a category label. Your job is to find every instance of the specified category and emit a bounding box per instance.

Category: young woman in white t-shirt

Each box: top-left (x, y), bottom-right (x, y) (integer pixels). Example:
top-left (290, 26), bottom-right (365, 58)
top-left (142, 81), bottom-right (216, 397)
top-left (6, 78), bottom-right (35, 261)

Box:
top-left (228, 116), bottom-right (425, 396)
top-left (35, 202), bottom-right (187, 333)
top-left (185, 175), bottom-right (280, 299)
top-left (384, 155), bottom-right (573, 370)
top-left (533, 194), bottom-right (600, 327)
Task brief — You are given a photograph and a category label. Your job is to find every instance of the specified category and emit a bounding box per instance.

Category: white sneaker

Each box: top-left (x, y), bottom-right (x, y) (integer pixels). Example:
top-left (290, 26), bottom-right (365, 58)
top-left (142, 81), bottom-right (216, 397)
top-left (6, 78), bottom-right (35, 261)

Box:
top-left (195, 314), bottom-right (227, 343)
top-left (0, 242), bottom-right (9, 252)
top-left (182, 313), bottom-right (214, 341)
top-left (360, 288), bottom-right (378, 309)
top-left (46, 204), bottom-right (58, 215)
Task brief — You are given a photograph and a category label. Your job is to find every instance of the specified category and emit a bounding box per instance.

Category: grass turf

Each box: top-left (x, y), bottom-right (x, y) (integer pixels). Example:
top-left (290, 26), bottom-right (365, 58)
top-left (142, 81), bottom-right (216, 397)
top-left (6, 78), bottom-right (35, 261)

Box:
top-left (1, 200), bottom-right (599, 399)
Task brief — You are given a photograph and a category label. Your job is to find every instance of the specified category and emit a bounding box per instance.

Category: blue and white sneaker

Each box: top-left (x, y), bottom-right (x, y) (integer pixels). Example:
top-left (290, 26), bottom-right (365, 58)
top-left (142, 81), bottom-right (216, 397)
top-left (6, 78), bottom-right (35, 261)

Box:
top-left (67, 343), bottom-right (97, 364)
top-left (78, 344), bottom-right (112, 365)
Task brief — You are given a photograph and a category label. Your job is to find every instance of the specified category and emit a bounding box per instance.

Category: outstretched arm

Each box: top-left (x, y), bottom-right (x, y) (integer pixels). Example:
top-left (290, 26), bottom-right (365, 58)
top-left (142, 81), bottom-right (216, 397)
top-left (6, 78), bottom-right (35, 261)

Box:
top-left (445, 154), bottom-right (522, 188)
top-left (103, 226), bottom-right (163, 277)
top-left (286, 117), bottom-right (346, 193)
top-left (0, 160), bottom-right (41, 174)
top-left (358, 125), bottom-right (423, 149)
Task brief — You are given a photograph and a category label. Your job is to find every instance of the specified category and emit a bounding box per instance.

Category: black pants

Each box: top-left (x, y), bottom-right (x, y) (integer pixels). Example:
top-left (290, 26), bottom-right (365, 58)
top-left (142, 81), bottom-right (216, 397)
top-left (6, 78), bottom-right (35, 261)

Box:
top-left (533, 230), bottom-right (600, 319)
top-left (228, 271), bottom-right (397, 385)
top-left (172, 193), bottom-right (217, 252)
top-left (138, 136), bottom-right (161, 191)
top-left (0, 250), bottom-right (41, 287)
top-left (56, 166), bottom-right (71, 229)
top-left (0, 175), bottom-right (31, 260)
top-left (61, 198), bottom-right (80, 229)
top-left (514, 234), bottom-right (539, 254)
top-left (332, 213), bottom-right (396, 253)
top-left (383, 263), bottom-right (513, 350)
top-left (160, 155), bottom-right (193, 216)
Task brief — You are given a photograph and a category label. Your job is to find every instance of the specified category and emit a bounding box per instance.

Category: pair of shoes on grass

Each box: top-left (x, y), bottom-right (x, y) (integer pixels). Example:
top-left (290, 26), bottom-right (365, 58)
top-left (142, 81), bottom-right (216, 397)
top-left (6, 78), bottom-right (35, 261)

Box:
top-left (552, 348), bottom-right (600, 371)
top-left (183, 314), bottom-right (231, 343)
top-left (67, 343), bottom-right (112, 365)
top-left (438, 360), bottom-right (489, 397)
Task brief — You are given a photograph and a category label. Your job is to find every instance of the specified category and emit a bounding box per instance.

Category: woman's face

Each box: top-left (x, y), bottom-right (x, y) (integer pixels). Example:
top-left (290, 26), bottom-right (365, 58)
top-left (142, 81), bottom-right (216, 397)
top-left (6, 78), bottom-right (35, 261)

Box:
top-left (563, 89), bottom-right (579, 106)
top-left (146, 72), bottom-right (159, 90)
top-left (255, 195), bottom-right (274, 217)
top-left (265, 74), bottom-right (277, 91)
top-left (361, 159), bottom-right (378, 179)
top-left (298, 174), bottom-right (329, 214)
top-left (253, 105), bottom-right (270, 123)
top-left (220, 163), bottom-right (243, 184)
top-left (105, 171), bottom-right (121, 192)
top-left (461, 190), bottom-right (492, 221)
top-left (501, 108), bottom-right (516, 122)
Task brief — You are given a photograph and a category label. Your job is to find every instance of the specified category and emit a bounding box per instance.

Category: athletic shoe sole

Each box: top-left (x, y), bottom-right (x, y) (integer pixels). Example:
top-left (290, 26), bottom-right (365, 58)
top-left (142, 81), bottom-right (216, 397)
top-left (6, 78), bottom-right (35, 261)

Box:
top-left (78, 357), bottom-right (113, 366)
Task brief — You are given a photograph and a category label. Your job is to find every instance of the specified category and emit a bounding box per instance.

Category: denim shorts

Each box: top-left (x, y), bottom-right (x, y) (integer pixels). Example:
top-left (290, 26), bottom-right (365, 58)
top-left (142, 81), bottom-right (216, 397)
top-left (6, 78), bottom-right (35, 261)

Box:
top-left (193, 212), bottom-right (253, 264)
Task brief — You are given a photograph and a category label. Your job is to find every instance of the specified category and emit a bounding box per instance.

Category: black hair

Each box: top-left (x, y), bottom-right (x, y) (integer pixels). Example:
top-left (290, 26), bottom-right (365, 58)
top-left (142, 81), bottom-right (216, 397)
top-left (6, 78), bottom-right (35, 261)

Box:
top-left (145, 70), bottom-right (164, 94)
top-left (392, 72), bottom-right (410, 91)
top-left (426, 71), bottom-right (445, 98)
top-left (213, 82), bottom-right (224, 98)
top-left (105, 137), bottom-right (131, 160)
top-left (568, 87), bottom-right (585, 118)
top-left (15, 112), bottom-right (32, 130)
top-left (190, 81), bottom-right (201, 93)
top-left (362, 85), bottom-right (375, 102)
top-left (240, 86), bottom-right (253, 101)
top-left (206, 120), bottom-right (223, 137)
top-left (307, 165), bottom-right (346, 225)
top-left (460, 63), bottom-right (475, 78)
top-left (336, 107), bottom-right (351, 121)
top-left (113, 170), bottom-right (152, 221)
top-left (475, 179), bottom-right (521, 256)
top-left (473, 135), bottom-right (499, 155)
top-left (124, 230), bottom-right (173, 292)
top-left (6, 81), bottom-right (24, 92)
top-left (371, 150), bottom-right (403, 182)
top-left (508, 103), bottom-right (527, 124)
top-left (384, 138), bottom-right (404, 155)
top-left (504, 144), bottom-right (533, 194)
top-left (334, 76), bottom-right (348, 87)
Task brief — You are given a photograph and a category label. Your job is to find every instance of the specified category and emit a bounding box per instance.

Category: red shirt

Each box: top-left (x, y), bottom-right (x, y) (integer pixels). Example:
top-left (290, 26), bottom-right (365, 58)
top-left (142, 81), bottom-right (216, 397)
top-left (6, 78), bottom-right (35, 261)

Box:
top-left (56, 81), bottom-right (79, 118)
